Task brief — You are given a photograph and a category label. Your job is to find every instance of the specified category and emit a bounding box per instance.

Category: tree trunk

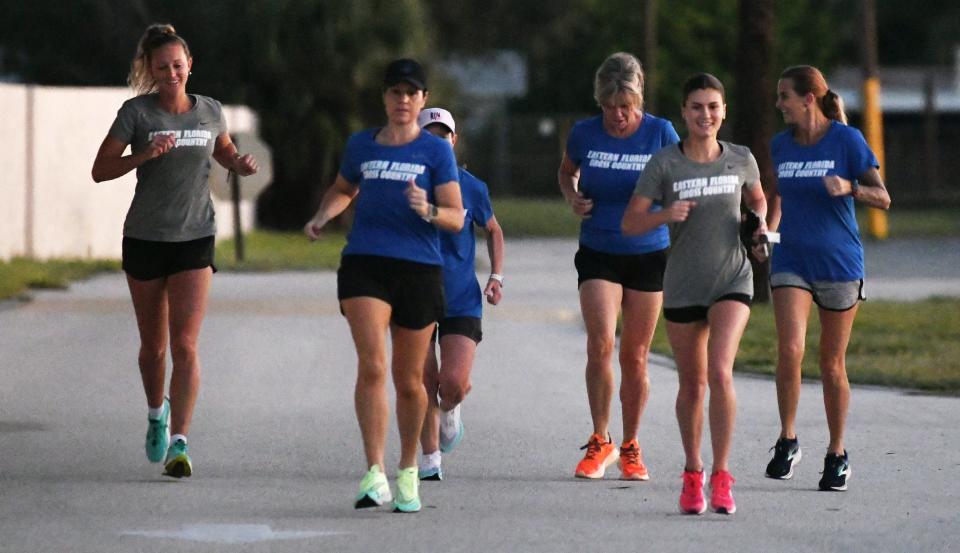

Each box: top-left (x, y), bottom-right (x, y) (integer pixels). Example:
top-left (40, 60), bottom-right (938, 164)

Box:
top-left (734, 0), bottom-right (776, 303)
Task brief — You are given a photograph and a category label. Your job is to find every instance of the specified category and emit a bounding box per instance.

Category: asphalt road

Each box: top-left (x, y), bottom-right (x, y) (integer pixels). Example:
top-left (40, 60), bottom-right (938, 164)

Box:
top-left (1, 238), bottom-right (958, 552)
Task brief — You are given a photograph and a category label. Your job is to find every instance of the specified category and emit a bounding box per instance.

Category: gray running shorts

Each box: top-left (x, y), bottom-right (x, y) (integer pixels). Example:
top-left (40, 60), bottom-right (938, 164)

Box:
top-left (770, 272), bottom-right (865, 311)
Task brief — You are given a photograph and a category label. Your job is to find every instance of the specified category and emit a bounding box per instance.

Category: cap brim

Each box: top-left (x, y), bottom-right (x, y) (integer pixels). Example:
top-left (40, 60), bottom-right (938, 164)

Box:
top-left (385, 77), bottom-right (427, 90)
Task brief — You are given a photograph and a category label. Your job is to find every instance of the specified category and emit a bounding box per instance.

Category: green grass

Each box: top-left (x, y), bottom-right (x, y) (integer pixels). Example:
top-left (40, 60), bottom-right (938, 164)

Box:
top-left (0, 257), bottom-right (120, 301)
top-left (215, 231), bottom-right (346, 271)
top-left (648, 299), bottom-right (960, 394)
top-left (857, 206), bottom-right (960, 238)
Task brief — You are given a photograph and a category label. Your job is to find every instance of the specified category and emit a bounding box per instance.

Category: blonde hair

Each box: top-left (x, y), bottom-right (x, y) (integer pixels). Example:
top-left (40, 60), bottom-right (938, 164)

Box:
top-left (594, 52), bottom-right (645, 110)
top-left (127, 24), bottom-right (191, 95)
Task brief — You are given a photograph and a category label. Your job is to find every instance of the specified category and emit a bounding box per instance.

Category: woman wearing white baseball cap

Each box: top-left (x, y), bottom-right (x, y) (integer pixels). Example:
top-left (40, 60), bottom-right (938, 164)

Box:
top-left (415, 107), bottom-right (505, 481)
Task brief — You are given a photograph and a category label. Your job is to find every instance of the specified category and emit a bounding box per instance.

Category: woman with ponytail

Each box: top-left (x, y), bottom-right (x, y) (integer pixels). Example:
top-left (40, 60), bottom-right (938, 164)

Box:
top-left (91, 24), bottom-right (258, 478)
top-left (763, 65), bottom-right (889, 491)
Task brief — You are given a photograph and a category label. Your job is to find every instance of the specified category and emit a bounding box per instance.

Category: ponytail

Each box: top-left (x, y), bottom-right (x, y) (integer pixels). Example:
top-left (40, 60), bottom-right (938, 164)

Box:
top-left (821, 89), bottom-right (848, 124)
top-left (127, 24), bottom-right (191, 95)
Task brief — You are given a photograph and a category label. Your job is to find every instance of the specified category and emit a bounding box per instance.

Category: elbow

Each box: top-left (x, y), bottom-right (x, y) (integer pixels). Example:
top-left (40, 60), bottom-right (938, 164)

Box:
top-left (621, 219), bottom-right (638, 236)
top-left (91, 168), bottom-right (106, 183)
top-left (880, 195), bottom-right (892, 210)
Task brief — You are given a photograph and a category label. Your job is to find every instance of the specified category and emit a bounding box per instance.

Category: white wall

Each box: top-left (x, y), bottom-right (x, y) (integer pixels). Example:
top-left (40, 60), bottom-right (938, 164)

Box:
top-left (0, 84), bottom-right (261, 260)
top-left (0, 84), bottom-right (28, 259)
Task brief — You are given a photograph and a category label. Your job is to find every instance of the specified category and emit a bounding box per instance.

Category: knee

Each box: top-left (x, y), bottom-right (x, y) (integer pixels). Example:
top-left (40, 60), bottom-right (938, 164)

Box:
top-left (357, 357), bottom-right (387, 387)
top-left (439, 378), bottom-right (470, 405)
top-left (138, 344), bottom-right (165, 367)
top-left (169, 338), bottom-right (198, 365)
top-left (707, 369), bottom-right (734, 392)
top-left (586, 334), bottom-right (616, 364)
top-left (778, 339), bottom-right (805, 365)
top-left (819, 358), bottom-right (848, 388)
top-left (677, 378), bottom-right (706, 404)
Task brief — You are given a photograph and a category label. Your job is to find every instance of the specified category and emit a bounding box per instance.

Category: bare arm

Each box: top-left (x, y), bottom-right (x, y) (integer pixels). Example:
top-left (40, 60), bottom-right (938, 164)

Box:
top-left (91, 134), bottom-right (174, 182)
top-left (621, 194), bottom-right (694, 236)
top-left (303, 174), bottom-right (359, 240)
top-left (558, 154), bottom-right (593, 218)
top-left (405, 180), bottom-right (465, 233)
top-left (212, 132), bottom-right (258, 176)
top-left (482, 214), bottom-right (505, 305)
top-left (823, 167), bottom-right (890, 210)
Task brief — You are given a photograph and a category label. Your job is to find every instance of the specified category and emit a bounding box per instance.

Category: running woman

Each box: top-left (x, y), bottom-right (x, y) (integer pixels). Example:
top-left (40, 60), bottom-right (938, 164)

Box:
top-left (764, 65), bottom-right (890, 491)
top-left (91, 24), bottom-right (258, 478)
top-left (558, 52), bottom-right (679, 481)
top-left (623, 73), bottom-right (768, 515)
top-left (414, 107), bottom-right (505, 481)
top-left (303, 59), bottom-right (463, 513)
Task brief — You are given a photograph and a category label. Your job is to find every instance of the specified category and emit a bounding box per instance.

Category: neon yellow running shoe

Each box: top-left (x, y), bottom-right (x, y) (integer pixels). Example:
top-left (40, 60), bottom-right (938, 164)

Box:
top-left (163, 438), bottom-right (192, 478)
top-left (355, 464), bottom-right (392, 509)
top-left (393, 466), bottom-right (421, 513)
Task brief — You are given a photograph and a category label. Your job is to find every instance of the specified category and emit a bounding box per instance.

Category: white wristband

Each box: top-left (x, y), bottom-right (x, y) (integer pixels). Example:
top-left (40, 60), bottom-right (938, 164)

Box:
top-left (488, 273), bottom-right (504, 286)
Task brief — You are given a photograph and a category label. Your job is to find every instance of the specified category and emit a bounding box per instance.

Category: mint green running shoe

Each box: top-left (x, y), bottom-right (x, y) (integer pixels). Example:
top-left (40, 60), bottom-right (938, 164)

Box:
top-left (393, 467), bottom-right (421, 513)
top-left (355, 464), bottom-right (392, 509)
top-left (163, 438), bottom-right (192, 478)
top-left (145, 398), bottom-right (170, 463)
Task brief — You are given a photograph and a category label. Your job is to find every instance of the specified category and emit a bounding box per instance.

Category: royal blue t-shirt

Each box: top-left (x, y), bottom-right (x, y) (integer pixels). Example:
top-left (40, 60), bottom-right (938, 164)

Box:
top-left (771, 121), bottom-right (879, 281)
top-left (441, 167), bottom-right (495, 319)
top-left (339, 129), bottom-right (459, 265)
top-left (565, 114), bottom-right (679, 254)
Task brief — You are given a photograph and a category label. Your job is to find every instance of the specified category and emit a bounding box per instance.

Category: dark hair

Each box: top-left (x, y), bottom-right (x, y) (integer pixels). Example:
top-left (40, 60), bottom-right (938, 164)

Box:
top-left (128, 24), bottom-right (192, 95)
top-left (682, 73), bottom-right (725, 105)
top-left (780, 65), bottom-right (847, 123)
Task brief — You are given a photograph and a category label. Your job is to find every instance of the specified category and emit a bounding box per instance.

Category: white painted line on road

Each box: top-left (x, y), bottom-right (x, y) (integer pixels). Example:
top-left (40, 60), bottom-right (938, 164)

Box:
top-left (121, 524), bottom-right (349, 544)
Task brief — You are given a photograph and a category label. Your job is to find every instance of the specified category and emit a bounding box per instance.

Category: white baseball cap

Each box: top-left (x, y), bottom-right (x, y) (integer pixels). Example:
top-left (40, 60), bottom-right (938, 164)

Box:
top-left (418, 107), bottom-right (456, 133)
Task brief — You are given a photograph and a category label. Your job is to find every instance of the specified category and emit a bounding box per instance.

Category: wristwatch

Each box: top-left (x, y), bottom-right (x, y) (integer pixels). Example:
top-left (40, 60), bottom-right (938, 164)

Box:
top-left (488, 273), bottom-right (504, 286)
top-left (423, 204), bottom-right (439, 222)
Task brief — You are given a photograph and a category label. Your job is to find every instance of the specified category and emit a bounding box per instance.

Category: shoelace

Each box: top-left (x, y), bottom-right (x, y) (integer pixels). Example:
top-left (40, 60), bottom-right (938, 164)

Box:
top-left (579, 436), bottom-right (605, 460)
top-left (682, 473), bottom-right (701, 496)
top-left (713, 474), bottom-right (734, 493)
top-left (621, 444), bottom-right (640, 464)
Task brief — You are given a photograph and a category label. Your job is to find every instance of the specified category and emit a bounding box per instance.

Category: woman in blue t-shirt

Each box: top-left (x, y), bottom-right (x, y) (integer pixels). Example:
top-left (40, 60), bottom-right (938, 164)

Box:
top-left (557, 52), bottom-right (679, 481)
top-left (91, 24), bottom-right (258, 479)
top-left (763, 65), bottom-right (890, 492)
top-left (414, 108), bottom-right (505, 482)
top-left (303, 59), bottom-right (463, 513)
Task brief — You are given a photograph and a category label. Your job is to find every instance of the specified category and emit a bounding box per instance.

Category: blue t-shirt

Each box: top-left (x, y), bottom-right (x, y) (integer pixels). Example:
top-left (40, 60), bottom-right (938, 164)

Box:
top-left (339, 129), bottom-right (459, 265)
top-left (565, 114), bottom-right (679, 254)
top-left (441, 167), bottom-right (495, 318)
top-left (771, 121), bottom-right (879, 281)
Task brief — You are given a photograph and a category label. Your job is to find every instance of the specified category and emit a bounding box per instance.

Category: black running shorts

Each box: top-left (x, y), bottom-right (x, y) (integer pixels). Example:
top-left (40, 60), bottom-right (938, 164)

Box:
top-left (574, 245), bottom-right (667, 292)
top-left (122, 236), bottom-right (216, 281)
top-left (337, 254), bottom-right (444, 330)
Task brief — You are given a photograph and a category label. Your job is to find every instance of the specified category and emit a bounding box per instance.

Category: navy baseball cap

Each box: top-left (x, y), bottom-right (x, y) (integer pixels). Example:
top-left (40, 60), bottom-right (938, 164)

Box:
top-left (384, 58), bottom-right (427, 90)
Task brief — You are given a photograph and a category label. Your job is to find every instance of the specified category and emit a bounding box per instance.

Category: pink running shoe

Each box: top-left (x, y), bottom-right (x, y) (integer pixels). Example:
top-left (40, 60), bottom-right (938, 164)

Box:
top-left (710, 470), bottom-right (737, 514)
top-left (679, 470), bottom-right (706, 514)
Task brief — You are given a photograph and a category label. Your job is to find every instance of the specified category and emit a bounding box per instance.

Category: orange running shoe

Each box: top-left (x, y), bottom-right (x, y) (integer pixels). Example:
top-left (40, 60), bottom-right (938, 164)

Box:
top-left (574, 433), bottom-right (618, 479)
top-left (678, 470), bottom-right (707, 514)
top-left (617, 439), bottom-right (650, 481)
top-left (710, 470), bottom-right (736, 514)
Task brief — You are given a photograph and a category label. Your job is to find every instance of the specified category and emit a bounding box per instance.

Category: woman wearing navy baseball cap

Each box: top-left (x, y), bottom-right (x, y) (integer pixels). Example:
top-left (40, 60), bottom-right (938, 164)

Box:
top-left (305, 58), bottom-right (463, 513)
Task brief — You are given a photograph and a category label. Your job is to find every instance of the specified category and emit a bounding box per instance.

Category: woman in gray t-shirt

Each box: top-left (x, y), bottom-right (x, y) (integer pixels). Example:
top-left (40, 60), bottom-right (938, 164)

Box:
top-left (622, 74), bottom-right (768, 516)
top-left (91, 24), bottom-right (258, 479)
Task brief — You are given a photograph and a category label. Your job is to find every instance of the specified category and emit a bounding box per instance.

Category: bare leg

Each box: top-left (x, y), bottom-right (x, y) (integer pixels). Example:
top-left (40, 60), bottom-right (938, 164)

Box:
top-left (705, 301), bottom-right (751, 473)
top-left (818, 304), bottom-right (859, 454)
top-left (342, 297), bottom-right (391, 469)
top-left (419, 339), bottom-right (441, 455)
top-left (390, 323), bottom-right (434, 469)
top-left (618, 289), bottom-right (661, 442)
top-left (772, 288), bottom-right (813, 440)
top-left (667, 320), bottom-right (708, 472)
top-left (436, 334), bottom-right (477, 411)
top-left (165, 268), bottom-right (211, 436)
top-left (126, 274), bottom-right (169, 410)
top-left (579, 280), bottom-right (622, 437)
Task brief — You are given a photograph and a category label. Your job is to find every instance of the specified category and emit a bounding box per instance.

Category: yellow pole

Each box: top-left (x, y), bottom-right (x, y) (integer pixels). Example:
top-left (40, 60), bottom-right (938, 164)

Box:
top-left (859, 0), bottom-right (888, 239)
top-left (861, 78), bottom-right (889, 239)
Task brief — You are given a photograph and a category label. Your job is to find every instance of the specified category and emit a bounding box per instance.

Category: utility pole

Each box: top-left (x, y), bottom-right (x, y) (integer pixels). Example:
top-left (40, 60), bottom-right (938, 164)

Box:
top-left (859, 0), bottom-right (889, 239)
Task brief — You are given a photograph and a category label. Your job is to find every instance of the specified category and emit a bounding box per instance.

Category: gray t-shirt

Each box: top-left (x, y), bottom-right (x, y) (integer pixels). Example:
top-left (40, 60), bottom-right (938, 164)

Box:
top-left (633, 141), bottom-right (761, 308)
top-left (108, 94), bottom-right (226, 241)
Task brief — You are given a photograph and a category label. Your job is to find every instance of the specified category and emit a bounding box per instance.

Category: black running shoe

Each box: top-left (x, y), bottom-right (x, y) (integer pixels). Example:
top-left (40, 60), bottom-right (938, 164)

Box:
top-left (818, 451), bottom-right (851, 491)
top-left (765, 437), bottom-right (801, 479)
